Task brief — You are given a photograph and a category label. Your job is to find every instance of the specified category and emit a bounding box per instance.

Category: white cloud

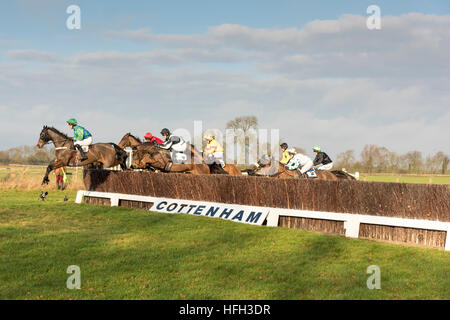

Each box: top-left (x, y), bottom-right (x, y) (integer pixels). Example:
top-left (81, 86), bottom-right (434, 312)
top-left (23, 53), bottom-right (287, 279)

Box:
top-left (1, 13), bottom-right (449, 157)
top-left (5, 49), bottom-right (63, 63)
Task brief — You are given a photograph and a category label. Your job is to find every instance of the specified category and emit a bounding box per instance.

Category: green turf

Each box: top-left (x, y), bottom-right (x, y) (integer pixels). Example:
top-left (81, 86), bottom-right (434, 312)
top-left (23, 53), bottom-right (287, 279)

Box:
top-left (361, 175), bottom-right (450, 184)
top-left (0, 189), bottom-right (449, 300)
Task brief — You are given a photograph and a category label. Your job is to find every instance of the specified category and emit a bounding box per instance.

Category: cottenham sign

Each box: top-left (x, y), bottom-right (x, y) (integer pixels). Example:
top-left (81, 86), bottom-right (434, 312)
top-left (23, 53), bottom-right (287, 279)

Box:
top-left (152, 199), bottom-right (269, 225)
top-left (76, 191), bottom-right (269, 226)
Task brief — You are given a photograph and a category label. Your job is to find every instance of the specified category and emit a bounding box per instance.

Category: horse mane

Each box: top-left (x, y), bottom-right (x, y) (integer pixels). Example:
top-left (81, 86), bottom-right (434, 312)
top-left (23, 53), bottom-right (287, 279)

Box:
top-left (46, 126), bottom-right (72, 140)
top-left (128, 133), bottom-right (142, 143)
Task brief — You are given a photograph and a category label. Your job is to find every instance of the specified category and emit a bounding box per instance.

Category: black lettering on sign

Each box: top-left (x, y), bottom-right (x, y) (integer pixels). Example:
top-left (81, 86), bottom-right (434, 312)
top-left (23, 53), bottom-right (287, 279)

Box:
top-left (206, 206), bottom-right (220, 217)
top-left (186, 204), bottom-right (197, 214)
top-left (166, 203), bottom-right (178, 212)
top-left (232, 210), bottom-right (244, 221)
top-left (246, 211), bottom-right (262, 224)
top-left (156, 201), bottom-right (167, 210)
top-left (194, 205), bottom-right (206, 215)
top-left (220, 208), bottom-right (233, 219)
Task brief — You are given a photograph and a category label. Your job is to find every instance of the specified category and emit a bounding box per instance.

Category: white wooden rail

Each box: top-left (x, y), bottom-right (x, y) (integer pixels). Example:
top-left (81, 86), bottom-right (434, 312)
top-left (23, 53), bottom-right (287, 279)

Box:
top-left (76, 190), bottom-right (450, 251)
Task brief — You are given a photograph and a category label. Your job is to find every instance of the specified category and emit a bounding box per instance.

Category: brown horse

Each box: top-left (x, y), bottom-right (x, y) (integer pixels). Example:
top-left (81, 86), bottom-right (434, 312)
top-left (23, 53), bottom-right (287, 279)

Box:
top-left (218, 163), bottom-right (242, 176)
top-left (118, 132), bottom-right (203, 162)
top-left (37, 126), bottom-right (127, 185)
top-left (249, 159), bottom-right (355, 181)
top-left (119, 133), bottom-right (241, 175)
top-left (132, 149), bottom-right (210, 175)
top-left (118, 133), bottom-right (143, 149)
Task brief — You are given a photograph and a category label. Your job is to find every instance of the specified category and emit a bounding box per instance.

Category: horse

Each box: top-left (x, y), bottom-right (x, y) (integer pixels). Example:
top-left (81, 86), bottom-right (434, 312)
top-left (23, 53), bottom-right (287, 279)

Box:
top-left (37, 126), bottom-right (128, 185)
top-left (248, 159), bottom-right (355, 181)
top-left (118, 132), bottom-right (203, 163)
top-left (132, 148), bottom-right (210, 175)
top-left (119, 133), bottom-right (241, 175)
top-left (118, 133), bottom-right (144, 149)
top-left (216, 163), bottom-right (242, 176)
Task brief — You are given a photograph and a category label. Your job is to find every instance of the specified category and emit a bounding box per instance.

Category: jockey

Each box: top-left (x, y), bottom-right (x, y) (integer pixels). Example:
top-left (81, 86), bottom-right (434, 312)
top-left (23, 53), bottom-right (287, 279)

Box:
top-left (312, 145), bottom-right (334, 170)
top-left (203, 134), bottom-right (225, 168)
top-left (144, 132), bottom-right (163, 145)
top-left (158, 128), bottom-right (188, 163)
top-left (280, 143), bottom-right (290, 165)
top-left (67, 118), bottom-right (92, 161)
top-left (285, 148), bottom-right (314, 176)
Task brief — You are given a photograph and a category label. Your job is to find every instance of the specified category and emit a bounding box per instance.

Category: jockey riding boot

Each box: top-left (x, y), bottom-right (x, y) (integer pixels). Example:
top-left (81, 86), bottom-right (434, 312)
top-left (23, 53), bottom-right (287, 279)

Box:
top-left (75, 145), bottom-right (88, 161)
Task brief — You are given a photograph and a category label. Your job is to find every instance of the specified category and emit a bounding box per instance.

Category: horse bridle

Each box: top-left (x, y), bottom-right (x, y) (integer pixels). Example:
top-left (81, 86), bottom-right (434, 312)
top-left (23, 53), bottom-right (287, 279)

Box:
top-left (40, 129), bottom-right (73, 149)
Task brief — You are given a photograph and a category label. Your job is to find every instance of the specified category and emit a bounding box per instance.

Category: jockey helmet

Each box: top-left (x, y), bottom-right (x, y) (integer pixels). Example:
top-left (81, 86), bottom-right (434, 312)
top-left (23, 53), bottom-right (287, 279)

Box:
top-left (67, 118), bottom-right (77, 126)
top-left (203, 134), bottom-right (214, 141)
top-left (144, 132), bottom-right (153, 139)
top-left (287, 148), bottom-right (297, 155)
top-left (313, 145), bottom-right (322, 152)
top-left (280, 143), bottom-right (288, 149)
top-left (259, 154), bottom-right (271, 165)
top-left (160, 128), bottom-right (171, 136)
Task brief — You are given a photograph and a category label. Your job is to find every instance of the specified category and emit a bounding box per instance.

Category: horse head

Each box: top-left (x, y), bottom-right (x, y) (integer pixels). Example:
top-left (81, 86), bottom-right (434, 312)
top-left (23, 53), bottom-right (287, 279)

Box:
top-left (37, 126), bottom-right (51, 148)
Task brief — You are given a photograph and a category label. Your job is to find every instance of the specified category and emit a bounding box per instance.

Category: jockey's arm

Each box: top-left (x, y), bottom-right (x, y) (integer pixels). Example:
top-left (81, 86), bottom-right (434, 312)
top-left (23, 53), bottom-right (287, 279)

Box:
top-left (158, 140), bottom-right (173, 150)
top-left (313, 153), bottom-right (323, 166)
top-left (158, 136), bottom-right (180, 150)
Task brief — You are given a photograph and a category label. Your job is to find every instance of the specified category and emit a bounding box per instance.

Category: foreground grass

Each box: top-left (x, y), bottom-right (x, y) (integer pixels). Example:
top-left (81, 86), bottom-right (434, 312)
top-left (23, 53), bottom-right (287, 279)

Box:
top-left (0, 189), bottom-right (449, 300)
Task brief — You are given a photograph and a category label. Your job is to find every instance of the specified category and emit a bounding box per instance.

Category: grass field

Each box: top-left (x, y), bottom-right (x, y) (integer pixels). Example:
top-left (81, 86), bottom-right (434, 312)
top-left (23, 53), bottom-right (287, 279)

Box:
top-left (0, 189), bottom-right (449, 300)
top-left (360, 174), bottom-right (450, 184)
top-left (0, 165), bottom-right (84, 190)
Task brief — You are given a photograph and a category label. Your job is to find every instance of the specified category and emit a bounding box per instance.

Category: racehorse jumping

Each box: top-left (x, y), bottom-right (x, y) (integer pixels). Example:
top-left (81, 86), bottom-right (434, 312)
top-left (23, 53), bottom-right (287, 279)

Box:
top-left (132, 149), bottom-right (210, 175)
top-left (37, 126), bottom-right (128, 185)
top-left (248, 159), bottom-right (355, 181)
top-left (118, 133), bottom-right (145, 149)
top-left (119, 133), bottom-right (241, 175)
top-left (118, 132), bottom-right (203, 163)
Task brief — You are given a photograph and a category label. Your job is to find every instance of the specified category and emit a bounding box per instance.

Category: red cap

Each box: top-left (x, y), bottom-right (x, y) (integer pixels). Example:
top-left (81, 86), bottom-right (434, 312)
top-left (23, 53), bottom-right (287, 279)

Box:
top-left (144, 132), bottom-right (153, 139)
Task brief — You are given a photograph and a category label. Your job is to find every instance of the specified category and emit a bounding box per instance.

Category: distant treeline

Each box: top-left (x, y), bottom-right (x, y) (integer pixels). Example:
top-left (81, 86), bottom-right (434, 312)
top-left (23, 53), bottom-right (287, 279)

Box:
top-left (0, 143), bottom-right (448, 174)
top-left (0, 146), bottom-right (55, 165)
top-left (334, 145), bottom-right (449, 174)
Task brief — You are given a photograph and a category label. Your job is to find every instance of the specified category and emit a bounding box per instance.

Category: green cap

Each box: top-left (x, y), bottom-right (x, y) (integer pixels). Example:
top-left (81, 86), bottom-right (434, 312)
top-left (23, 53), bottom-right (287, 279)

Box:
top-left (313, 145), bottom-right (321, 152)
top-left (67, 118), bottom-right (78, 125)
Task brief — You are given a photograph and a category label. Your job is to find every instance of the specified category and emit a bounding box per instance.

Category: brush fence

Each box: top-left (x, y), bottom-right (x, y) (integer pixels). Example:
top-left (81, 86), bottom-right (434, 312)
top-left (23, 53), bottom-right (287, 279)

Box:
top-left (79, 170), bottom-right (450, 251)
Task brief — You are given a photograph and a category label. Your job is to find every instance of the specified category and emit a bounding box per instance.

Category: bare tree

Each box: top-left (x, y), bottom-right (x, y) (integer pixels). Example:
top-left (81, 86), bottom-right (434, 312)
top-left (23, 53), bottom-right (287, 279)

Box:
top-left (335, 149), bottom-right (356, 170)
top-left (425, 151), bottom-right (448, 174)
top-left (443, 156), bottom-right (449, 174)
top-left (361, 144), bottom-right (380, 173)
top-left (226, 116), bottom-right (258, 165)
top-left (404, 151), bottom-right (423, 173)
top-left (226, 116), bottom-right (258, 134)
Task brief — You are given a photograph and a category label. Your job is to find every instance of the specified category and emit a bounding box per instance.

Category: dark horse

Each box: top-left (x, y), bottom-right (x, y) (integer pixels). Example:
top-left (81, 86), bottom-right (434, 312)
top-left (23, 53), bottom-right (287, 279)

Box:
top-left (37, 126), bottom-right (128, 185)
top-left (118, 133), bottom-right (241, 176)
top-left (246, 158), bottom-right (356, 181)
top-left (132, 148), bottom-right (211, 175)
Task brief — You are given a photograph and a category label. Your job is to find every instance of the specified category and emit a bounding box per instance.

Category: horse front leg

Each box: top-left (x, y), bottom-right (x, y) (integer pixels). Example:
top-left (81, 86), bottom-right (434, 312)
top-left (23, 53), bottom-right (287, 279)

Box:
top-left (42, 160), bottom-right (56, 185)
top-left (41, 159), bottom-right (65, 185)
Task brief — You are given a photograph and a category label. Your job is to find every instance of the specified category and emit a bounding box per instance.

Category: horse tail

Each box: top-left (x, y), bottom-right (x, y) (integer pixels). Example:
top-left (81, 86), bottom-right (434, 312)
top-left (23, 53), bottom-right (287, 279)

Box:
top-left (331, 170), bottom-right (356, 180)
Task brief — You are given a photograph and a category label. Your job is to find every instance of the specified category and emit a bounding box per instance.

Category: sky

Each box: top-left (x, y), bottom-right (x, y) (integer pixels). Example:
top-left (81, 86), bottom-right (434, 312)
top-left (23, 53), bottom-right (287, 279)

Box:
top-left (0, 0), bottom-right (449, 159)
